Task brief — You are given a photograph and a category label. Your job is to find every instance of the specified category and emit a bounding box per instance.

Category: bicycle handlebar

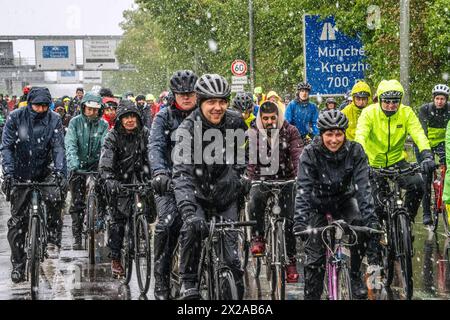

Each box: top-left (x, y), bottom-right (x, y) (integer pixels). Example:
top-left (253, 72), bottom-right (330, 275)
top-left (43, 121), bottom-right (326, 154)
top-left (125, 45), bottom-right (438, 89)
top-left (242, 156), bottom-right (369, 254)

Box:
top-left (72, 171), bottom-right (98, 176)
top-left (250, 179), bottom-right (296, 187)
top-left (212, 220), bottom-right (257, 228)
top-left (370, 163), bottom-right (421, 179)
top-left (13, 182), bottom-right (58, 187)
top-left (294, 220), bottom-right (384, 237)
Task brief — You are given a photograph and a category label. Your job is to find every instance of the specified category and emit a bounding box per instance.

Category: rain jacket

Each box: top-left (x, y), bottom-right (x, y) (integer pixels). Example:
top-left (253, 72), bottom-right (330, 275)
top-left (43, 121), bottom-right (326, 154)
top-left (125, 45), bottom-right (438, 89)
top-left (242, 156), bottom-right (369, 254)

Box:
top-left (149, 104), bottom-right (195, 177)
top-left (284, 99), bottom-right (319, 137)
top-left (244, 112), bottom-right (256, 128)
top-left (172, 108), bottom-right (247, 213)
top-left (355, 80), bottom-right (431, 168)
top-left (418, 102), bottom-right (450, 148)
top-left (2, 88), bottom-right (67, 180)
top-left (65, 112), bottom-right (108, 172)
top-left (246, 103), bottom-right (303, 180)
top-left (99, 102), bottom-right (151, 184)
top-left (341, 81), bottom-right (373, 141)
top-left (266, 91), bottom-right (286, 114)
top-left (294, 137), bottom-right (375, 226)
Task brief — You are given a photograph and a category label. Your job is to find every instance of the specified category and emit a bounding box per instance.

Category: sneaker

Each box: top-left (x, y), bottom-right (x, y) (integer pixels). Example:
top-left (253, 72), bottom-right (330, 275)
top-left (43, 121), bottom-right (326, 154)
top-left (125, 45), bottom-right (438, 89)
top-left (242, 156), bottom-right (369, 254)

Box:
top-left (351, 272), bottom-right (368, 300)
top-left (286, 257), bottom-right (299, 283)
top-left (423, 212), bottom-right (432, 226)
top-left (250, 236), bottom-right (265, 256)
top-left (111, 259), bottom-right (125, 277)
top-left (11, 264), bottom-right (25, 284)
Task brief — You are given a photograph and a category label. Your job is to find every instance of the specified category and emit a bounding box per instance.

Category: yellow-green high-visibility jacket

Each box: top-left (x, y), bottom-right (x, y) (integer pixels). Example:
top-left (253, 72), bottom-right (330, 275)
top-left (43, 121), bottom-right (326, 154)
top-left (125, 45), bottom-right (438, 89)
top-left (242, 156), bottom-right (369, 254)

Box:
top-left (355, 103), bottom-right (431, 168)
top-left (342, 103), bottom-right (364, 141)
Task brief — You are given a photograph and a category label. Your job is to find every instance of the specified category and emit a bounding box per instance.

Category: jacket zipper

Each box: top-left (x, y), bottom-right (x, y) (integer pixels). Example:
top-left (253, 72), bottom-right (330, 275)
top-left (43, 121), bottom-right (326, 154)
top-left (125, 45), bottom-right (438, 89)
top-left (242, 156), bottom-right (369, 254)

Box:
top-left (385, 117), bottom-right (391, 167)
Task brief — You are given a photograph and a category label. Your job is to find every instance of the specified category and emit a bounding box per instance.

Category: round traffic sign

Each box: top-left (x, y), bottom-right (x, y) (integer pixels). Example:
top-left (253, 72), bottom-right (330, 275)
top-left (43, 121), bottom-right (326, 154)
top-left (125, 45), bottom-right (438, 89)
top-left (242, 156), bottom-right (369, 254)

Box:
top-left (231, 60), bottom-right (248, 76)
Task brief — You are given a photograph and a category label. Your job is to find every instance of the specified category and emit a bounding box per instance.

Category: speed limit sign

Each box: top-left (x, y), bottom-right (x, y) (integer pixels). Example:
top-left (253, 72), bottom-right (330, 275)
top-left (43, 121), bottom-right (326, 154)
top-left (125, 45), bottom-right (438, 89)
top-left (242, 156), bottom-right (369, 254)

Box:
top-left (231, 60), bottom-right (248, 76)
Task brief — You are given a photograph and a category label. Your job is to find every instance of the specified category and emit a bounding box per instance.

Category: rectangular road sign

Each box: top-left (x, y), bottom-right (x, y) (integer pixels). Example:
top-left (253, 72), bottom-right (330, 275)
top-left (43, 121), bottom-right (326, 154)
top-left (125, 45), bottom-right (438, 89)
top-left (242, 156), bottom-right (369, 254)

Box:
top-left (303, 15), bottom-right (369, 96)
top-left (232, 76), bottom-right (248, 85)
top-left (57, 71), bottom-right (78, 83)
top-left (231, 84), bottom-right (245, 93)
top-left (83, 71), bottom-right (102, 84)
top-left (0, 42), bottom-right (14, 66)
top-left (84, 39), bottom-right (119, 70)
top-left (35, 40), bottom-right (76, 70)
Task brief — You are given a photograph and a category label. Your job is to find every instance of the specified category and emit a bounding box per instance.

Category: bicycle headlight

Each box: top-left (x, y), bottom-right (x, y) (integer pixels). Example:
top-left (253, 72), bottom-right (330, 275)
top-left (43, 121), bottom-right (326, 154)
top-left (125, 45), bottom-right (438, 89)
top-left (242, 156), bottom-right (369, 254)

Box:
top-left (32, 205), bottom-right (38, 211)
top-left (396, 199), bottom-right (403, 206)
top-left (137, 202), bottom-right (142, 208)
top-left (272, 205), bottom-right (281, 214)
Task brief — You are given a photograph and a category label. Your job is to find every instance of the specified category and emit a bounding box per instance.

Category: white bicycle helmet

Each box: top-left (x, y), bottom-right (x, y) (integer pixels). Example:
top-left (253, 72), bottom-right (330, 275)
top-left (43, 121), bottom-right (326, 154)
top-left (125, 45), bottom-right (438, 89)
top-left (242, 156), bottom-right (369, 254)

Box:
top-left (432, 84), bottom-right (449, 97)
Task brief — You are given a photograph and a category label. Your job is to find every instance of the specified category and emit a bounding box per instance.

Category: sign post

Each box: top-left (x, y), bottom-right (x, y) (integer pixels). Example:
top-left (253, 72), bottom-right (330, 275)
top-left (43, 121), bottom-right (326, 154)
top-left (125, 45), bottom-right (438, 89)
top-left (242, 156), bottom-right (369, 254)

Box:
top-left (303, 15), bottom-right (369, 96)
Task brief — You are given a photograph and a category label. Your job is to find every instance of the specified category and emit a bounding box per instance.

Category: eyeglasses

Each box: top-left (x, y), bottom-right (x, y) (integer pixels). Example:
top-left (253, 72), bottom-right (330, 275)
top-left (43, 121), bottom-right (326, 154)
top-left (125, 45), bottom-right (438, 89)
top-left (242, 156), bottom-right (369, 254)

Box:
top-left (382, 99), bottom-right (400, 105)
top-left (177, 92), bottom-right (196, 98)
top-left (262, 116), bottom-right (277, 121)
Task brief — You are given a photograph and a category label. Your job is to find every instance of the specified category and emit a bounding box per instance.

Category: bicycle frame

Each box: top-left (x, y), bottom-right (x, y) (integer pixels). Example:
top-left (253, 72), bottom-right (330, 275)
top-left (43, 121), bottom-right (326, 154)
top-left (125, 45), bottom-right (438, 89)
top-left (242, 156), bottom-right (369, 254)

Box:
top-left (433, 165), bottom-right (446, 213)
top-left (26, 189), bottom-right (48, 263)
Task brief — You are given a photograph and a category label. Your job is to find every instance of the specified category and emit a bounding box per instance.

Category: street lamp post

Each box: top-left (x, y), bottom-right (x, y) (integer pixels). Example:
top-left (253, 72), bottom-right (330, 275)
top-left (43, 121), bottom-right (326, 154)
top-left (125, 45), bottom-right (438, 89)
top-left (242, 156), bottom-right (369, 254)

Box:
top-left (249, 0), bottom-right (255, 93)
top-left (399, 0), bottom-right (410, 105)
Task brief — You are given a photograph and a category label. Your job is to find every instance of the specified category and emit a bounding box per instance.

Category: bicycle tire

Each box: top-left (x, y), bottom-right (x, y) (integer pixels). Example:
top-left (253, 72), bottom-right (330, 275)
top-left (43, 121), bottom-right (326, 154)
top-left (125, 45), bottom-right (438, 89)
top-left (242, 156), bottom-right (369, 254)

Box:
top-left (87, 193), bottom-right (97, 265)
top-left (135, 216), bottom-right (151, 294)
top-left (198, 251), bottom-right (213, 300)
top-left (237, 230), bottom-right (249, 270)
top-left (170, 243), bottom-right (181, 299)
top-left (270, 222), bottom-right (286, 300)
top-left (250, 256), bottom-right (261, 278)
top-left (121, 222), bottom-right (133, 284)
top-left (397, 213), bottom-right (413, 300)
top-left (30, 216), bottom-right (40, 298)
top-left (337, 264), bottom-right (352, 300)
top-left (381, 220), bottom-right (395, 287)
top-left (219, 269), bottom-right (239, 300)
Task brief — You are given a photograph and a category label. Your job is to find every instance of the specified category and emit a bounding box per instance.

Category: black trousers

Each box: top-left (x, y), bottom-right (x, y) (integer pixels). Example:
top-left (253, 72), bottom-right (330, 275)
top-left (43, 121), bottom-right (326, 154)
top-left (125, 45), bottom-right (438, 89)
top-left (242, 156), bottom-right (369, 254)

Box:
top-left (248, 183), bottom-right (296, 259)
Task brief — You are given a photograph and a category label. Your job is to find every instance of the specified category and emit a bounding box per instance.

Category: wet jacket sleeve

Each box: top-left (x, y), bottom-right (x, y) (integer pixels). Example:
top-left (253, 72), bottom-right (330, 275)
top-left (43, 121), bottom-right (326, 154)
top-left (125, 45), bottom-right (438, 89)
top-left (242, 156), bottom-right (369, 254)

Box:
top-left (51, 117), bottom-right (67, 177)
top-left (352, 143), bottom-right (375, 221)
top-left (149, 111), bottom-right (171, 176)
top-left (172, 121), bottom-right (198, 213)
top-left (294, 149), bottom-right (316, 227)
top-left (289, 125), bottom-right (303, 175)
top-left (99, 132), bottom-right (118, 181)
top-left (311, 105), bottom-right (319, 136)
top-left (1, 114), bottom-right (17, 176)
top-left (407, 107), bottom-right (431, 152)
top-left (418, 104), bottom-right (428, 136)
top-left (354, 108), bottom-right (371, 152)
top-left (64, 119), bottom-right (80, 171)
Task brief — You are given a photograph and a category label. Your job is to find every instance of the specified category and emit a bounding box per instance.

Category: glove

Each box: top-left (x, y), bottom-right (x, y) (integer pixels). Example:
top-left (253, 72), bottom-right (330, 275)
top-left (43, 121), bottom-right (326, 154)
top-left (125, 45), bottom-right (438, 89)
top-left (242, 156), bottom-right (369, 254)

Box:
top-left (365, 218), bottom-right (381, 232)
top-left (293, 221), bottom-right (308, 241)
top-left (2, 175), bottom-right (14, 200)
top-left (182, 206), bottom-right (208, 235)
top-left (420, 158), bottom-right (435, 174)
top-left (240, 176), bottom-right (252, 195)
top-left (152, 174), bottom-right (171, 196)
top-left (55, 172), bottom-right (68, 191)
top-left (105, 179), bottom-right (120, 196)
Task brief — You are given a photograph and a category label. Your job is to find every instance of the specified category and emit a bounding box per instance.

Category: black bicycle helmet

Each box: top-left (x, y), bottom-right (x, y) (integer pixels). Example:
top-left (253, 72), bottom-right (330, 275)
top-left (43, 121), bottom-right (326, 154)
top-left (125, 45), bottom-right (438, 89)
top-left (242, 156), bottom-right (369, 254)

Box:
top-left (379, 90), bottom-right (403, 100)
top-left (195, 74), bottom-right (231, 101)
top-left (232, 92), bottom-right (254, 112)
top-left (432, 84), bottom-right (449, 97)
top-left (318, 109), bottom-right (349, 132)
top-left (353, 91), bottom-right (370, 98)
top-left (325, 97), bottom-right (337, 105)
top-left (170, 70), bottom-right (198, 94)
top-left (297, 81), bottom-right (312, 91)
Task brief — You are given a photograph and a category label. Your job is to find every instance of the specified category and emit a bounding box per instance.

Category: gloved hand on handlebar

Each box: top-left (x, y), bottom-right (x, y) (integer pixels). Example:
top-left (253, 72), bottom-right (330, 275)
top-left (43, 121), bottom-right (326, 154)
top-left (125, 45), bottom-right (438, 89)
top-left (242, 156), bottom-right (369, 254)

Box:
top-left (151, 174), bottom-right (171, 196)
top-left (2, 175), bottom-right (14, 201)
top-left (55, 172), bottom-right (68, 191)
top-left (105, 179), bottom-right (121, 196)
top-left (240, 176), bottom-right (252, 195)
top-left (420, 150), bottom-right (435, 174)
top-left (365, 218), bottom-right (381, 232)
top-left (182, 205), bottom-right (208, 235)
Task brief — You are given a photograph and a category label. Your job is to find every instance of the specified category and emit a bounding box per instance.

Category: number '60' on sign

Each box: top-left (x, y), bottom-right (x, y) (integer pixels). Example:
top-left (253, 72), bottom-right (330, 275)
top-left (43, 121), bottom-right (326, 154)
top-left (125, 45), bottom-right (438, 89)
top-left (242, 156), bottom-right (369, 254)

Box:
top-left (231, 60), bottom-right (248, 76)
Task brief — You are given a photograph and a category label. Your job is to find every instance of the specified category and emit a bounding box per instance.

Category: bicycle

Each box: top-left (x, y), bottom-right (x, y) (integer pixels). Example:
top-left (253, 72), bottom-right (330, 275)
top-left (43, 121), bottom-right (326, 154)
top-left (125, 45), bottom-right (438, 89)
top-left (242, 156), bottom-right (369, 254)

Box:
top-left (295, 216), bottom-right (383, 300)
top-left (11, 181), bottom-right (59, 299)
top-left (248, 179), bottom-right (296, 300)
top-left (198, 214), bottom-right (256, 300)
top-left (73, 171), bottom-right (99, 265)
top-left (431, 164), bottom-right (450, 236)
top-left (119, 181), bottom-right (153, 295)
top-left (371, 163), bottom-right (421, 300)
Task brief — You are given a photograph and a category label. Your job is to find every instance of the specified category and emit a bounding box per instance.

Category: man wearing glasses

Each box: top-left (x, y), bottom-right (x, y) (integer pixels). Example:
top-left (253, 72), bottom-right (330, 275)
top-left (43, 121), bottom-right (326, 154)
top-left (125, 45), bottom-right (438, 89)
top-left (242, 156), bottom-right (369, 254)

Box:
top-left (355, 79), bottom-right (434, 224)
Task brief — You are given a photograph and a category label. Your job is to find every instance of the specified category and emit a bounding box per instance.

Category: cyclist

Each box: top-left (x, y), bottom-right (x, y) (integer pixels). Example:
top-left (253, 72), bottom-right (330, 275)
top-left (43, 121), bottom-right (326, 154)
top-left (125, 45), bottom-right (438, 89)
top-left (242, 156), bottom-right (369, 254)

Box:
top-left (418, 84), bottom-right (450, 225)
top-left (246, 100), bottom-right (303, 283)
top-left (266, 90), bottom-right (286, 114)
top-left (54, 100), bottom-right (72, 134)
top-left (146, 94), bottom-right (160, 119)
top-left (293, 109), bottom-right (380, 300)
top-left (355, 79), bottom-right (435, 224)
top-left (65, 92), bottom-right (109, 250)
top-left (172, 74), bottom-right (247, 299)
top-left (341, 81), bottom-right (372, 141)
top-left (69, 88), bottom-right (84, 116)
top-left (1, 87), bottom-right (67, 283)
top-left (99, 100), bottom-right (154, 277)
top-left (284, 81), bottom-right (319, 145)
top-left (102, 97), bottom-right (119, 130)
top-left (150, 69), bottom-right (198, 300)
top-left (231, 91), bottom-right (256, 128)
top-left (323, 97), bottom-right (337, 111)
top-left (339, 90), bottom-right (353, 110)
top-left (254, 86), bottom-right (266, 106)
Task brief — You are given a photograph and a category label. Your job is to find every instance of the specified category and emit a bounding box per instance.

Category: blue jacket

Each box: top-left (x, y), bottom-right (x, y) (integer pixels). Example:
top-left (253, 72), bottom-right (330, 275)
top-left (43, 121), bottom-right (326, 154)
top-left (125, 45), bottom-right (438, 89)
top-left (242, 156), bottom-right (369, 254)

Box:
top-left (284, 99), bottom-right (319, 137)
top-left (2, 105), bottom-right (67, 180)
top-left (149, 105), bottom-right (194, 177)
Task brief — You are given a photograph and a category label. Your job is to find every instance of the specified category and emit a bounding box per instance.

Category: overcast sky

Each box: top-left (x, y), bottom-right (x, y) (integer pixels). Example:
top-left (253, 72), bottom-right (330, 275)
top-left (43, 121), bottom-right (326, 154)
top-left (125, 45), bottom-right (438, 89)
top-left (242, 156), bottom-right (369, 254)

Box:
top-left (1, 0), bottom-right (136, 57)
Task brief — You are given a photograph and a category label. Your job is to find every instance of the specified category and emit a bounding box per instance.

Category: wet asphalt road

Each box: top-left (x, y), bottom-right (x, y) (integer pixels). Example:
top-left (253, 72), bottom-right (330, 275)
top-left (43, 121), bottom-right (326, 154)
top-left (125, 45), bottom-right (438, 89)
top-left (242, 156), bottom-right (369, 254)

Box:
top-left (0, 193), bottom-right (449, 300)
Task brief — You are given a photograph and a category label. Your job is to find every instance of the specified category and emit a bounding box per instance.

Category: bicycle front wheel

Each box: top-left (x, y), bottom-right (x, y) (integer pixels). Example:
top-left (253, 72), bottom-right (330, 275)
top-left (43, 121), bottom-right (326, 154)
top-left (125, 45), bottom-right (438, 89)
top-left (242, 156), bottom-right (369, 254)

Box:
top-left (198, 251), bottom-right (213, 300)
top-left (87, 193), bottom-right (97, 265)
top-left (337, 264), bottom-right (352, 300)
top-left (135, 216), bottom-right (151, 294)
top-left (397, 213), bottom-right (413, 300)
top-left (29, 216), bottom-right (40, 298)
top-left (219, 269), bottom-right (239, 300)
top-left (121, 223), bottom-right (133, 284)
top-left (170, 243), bottom-right (181, 299)
top-left (270, 223), bottom-right (286, 300)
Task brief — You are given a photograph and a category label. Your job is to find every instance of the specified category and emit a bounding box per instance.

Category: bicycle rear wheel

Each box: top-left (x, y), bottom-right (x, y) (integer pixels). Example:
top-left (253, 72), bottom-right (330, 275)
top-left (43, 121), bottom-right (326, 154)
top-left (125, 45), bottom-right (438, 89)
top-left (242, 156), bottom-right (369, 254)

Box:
top-left (87, 193), bottom-right (97, 265)
top-left (29, 216), bottom-right (40, 298)
top-left (135, 216), bottom-right (151, 294)
top-left (170, 243), bottom-right (181, 299)
top-left (219, 269), bottom-right (239, 300)
top-left (121, 222), bottom-right (133, 284)
top-left (337, 264), bottom-right (352, 300)
top-left (397, 213), bottom-right (413, 300)
top-left (270, 223), bottom-right (286, 300)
